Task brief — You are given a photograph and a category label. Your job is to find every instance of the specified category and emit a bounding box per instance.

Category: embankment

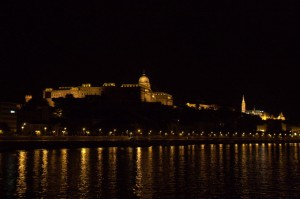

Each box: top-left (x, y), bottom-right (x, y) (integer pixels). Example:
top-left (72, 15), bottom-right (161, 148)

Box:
top-left (0, 136), bottom-right (300, 151)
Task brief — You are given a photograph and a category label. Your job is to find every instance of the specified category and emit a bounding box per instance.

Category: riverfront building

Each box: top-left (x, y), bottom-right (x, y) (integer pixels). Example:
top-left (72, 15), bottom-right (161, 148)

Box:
top-left (43, 73), bottom-right (173, 107)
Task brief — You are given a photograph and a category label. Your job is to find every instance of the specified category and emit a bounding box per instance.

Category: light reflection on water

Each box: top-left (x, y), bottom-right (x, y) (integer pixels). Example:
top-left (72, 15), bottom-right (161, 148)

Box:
top-left (0, 143), bottom-right (300, 198)
top-left (16, 151), bottom-right (27, 197)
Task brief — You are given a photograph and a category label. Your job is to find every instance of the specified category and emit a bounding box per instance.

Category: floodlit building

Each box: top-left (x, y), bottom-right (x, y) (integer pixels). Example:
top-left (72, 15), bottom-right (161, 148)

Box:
top-left (199, 103), bottom-right (220, 110)
top-left (186, 103), bottom-right (220, 110)
top-left (43, 73), bottom-right (173, 106)
top-left (241, 95), bottom-right (285, 121)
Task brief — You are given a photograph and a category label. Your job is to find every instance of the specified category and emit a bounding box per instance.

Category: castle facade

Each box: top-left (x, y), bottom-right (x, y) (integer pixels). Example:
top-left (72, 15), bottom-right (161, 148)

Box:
top-left (241, 95), bottom-right (285, 121)
top-left (43, 73), bottom-right (173, 107)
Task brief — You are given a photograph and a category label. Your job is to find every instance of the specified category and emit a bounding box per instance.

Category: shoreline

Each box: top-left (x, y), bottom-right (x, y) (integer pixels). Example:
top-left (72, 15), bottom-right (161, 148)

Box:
top-left (1, 135), bottom-right (300, 151)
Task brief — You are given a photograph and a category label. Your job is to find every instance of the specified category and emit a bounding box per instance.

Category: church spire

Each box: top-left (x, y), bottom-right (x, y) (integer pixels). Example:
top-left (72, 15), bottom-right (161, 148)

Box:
top-left (241, 95), bottom-right (246, 113)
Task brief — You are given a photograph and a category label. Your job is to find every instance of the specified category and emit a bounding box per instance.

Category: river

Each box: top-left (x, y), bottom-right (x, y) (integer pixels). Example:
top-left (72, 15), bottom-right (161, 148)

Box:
top-left (1, 143), bottom-right (300, 198)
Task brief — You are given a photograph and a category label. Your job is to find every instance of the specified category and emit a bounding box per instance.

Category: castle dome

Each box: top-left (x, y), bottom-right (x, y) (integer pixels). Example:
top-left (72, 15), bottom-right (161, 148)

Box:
top-left (139, 73), bottom-right (149, 84)
top-left (138, 73), bottom-right (151, 89)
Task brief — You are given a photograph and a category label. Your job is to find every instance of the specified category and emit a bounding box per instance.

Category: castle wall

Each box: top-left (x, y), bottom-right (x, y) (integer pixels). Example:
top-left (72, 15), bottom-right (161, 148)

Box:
top-left (42, 74), bottom-right (173, 106)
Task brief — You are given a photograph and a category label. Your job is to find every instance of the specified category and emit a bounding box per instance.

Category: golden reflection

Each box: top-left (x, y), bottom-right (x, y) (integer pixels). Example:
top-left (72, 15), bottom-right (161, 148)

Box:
top-left (126, 147), bottom-right (133, 164)
top-left (179, 146), bottom-right (184, 157)
top-left (218, 144), bottom-right (223, 168)
top-left (147, 146), bottom-right (153, 154)
top-left (16, 151), bottom-right (27, 196)
top-left (268, 143), bottom-right (272, 147)
top-left (240, 143), bottom-right (249, 192)
top-left (248, 144), bottom-right (253, 160)
top-left (93, 147), bottom-right (104, 198)
top-left (267, 143), bottom-right (272, 163)
top-left (168, 146), bottom-right (175, 193)
top-left (279, 143), bottom-right (282, 158)
top-left (147, 146), bottom-right (154, 198)
top-left (134, 147), bottom-right (143, 197)
top-left (234, 144), bottom-right (239, 166)
top-left (59, 149), bottom-right (68, 196)
top-left (159, 146), bottom-right (163, 154)
top-left (225, 144), bottom-right (230, 154)
top-left (133, 147), bottom-right (155, 198)
top-left (41, 150), bottom-right (49, 194)
top-left (278, 143), bottom-right (284, 172)
top-left (209, 144), bottom-right (216, 172)
top-left (108, 147), bottom-right (117, 195)
top-left (170, 146), bottom-right (175, 167)
top-left (158, 146), bottom-right (164, 174)
top-left (190, 145), bottom-right (195, 161)
top-left (97, 148), bottom-right (103, 187)
top-left (8, 143), bottom-right (300, 198)
top-left (79, 148), bottom-right (90, 194)
top-left (33, 150), bottom-right (41, 191)
top-left (255, 143), bottom-right (259, 160)
top-left (257, 144), bottom-right (269, 187)
top-left (176, 145), bottom-right (185, 182)
top-left (97, 148), bottom-right (103, 157)
top-left (201, 144), bottom-right (209, 184)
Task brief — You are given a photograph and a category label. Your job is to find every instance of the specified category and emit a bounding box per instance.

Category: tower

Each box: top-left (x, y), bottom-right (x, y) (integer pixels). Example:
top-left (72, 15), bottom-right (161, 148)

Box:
top-left (241, 95), bottom-right (246, 113)
top-left (138, 72), bottom-right (155, 102)
top-left (138, 72), bottom-right (151, 90)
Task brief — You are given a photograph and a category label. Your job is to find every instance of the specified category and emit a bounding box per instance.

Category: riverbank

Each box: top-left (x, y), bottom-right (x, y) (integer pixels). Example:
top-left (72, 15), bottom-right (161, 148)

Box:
top-left (1, 135), bottom-right (300, 151)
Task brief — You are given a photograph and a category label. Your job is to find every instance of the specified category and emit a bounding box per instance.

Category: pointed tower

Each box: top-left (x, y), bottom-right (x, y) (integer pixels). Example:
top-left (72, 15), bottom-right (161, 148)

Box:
top-left (241, 95), bottom-right (246, 113)
top-left (277, 112), bottom-right (286, 120)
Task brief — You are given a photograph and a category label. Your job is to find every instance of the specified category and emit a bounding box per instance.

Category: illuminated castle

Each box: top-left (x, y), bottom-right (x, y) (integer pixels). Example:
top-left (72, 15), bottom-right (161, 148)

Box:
top-left (43, 73), bottom-right (173, 107)
top-left (241, 95), bottom-right (285, 121)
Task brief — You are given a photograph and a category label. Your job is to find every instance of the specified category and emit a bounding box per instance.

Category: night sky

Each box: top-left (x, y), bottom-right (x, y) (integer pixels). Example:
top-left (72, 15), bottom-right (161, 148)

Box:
top-left (1, 1), bottom-right (300, 121)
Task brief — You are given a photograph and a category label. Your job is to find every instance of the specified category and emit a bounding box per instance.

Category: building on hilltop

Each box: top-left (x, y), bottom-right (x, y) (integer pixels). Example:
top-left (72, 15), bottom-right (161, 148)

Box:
top-left (43, 73), bottom-right (173, 107)
top-left (186, 102), bottom-right (220, 110)
top-left (241, 95), bottom-right (286, 121)
top-left (185, 102), bottom-right (235, 111)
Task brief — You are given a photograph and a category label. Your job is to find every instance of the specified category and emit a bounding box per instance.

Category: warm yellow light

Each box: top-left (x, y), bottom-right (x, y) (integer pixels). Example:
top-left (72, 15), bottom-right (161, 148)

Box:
top-left (35, 130), bottom-right (41, 136)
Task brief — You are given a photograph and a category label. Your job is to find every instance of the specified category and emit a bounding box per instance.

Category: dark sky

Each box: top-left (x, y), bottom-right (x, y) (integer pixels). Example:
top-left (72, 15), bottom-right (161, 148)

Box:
top-left (1, 1), bottom-right (300, 120)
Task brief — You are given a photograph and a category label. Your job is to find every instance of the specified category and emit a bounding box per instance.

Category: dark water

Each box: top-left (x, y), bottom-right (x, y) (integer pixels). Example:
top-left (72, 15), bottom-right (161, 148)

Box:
top-left (1, 143), bottom-right (300, 198)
